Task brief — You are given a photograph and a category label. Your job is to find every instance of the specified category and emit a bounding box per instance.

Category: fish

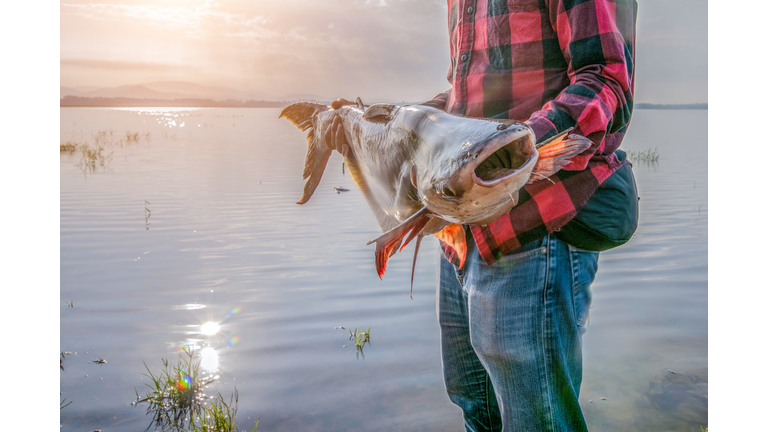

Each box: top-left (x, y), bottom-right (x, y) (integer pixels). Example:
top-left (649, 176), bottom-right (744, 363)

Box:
top-left (280, 98), bottom-right (591, 297)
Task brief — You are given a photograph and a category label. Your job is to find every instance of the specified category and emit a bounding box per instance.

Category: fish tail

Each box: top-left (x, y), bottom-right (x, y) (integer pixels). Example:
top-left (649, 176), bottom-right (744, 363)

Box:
top-left (279, 102), bottom-right (332, 204)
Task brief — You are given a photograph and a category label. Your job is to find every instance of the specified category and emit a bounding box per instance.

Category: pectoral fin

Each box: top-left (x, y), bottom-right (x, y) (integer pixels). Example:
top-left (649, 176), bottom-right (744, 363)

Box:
top-left (528, 129), bottom-right (593, 184)
top-left (366, 207), bottom-right (431, 279)
top-left (433, 224), bottom-right (467, 269)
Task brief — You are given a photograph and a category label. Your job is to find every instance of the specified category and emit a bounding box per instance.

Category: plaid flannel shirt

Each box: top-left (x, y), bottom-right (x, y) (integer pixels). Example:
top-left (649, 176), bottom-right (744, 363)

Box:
top-left (433, 0), bottom-right (638, 266)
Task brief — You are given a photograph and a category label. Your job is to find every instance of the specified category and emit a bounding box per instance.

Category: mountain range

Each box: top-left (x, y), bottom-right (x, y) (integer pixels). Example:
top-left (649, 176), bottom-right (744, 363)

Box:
top-left (60, 81), bottom-right (328, 102)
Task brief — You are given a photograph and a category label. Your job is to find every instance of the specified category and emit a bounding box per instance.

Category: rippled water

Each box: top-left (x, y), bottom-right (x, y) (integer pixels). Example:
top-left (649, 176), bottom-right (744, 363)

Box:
top-left (60, 107), bottom-right (707, 431)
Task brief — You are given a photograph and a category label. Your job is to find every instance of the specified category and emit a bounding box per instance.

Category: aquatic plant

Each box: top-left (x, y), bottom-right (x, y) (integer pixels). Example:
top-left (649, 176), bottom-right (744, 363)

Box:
top-left (349, 326), bottom-right (371, 360)
top-left (134, 348), bottom-right (258, 432)
top-left (60, 141), bottom-right (79, 153)
top-left (60, 396), bottom-right (73, 410)
top-left (625, 147), bottom-right (659, 166)
top-left (78, 144), bottom-right (113, 173)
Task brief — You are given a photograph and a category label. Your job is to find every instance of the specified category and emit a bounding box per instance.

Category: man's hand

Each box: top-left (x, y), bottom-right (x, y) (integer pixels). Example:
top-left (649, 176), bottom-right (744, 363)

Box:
top-left (325, 98), bottom-right (355, 158)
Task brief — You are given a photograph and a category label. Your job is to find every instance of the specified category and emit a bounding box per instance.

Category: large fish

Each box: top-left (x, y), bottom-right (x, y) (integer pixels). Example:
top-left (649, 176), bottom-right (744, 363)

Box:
top-left (280, 98), bottom-right (590, 296)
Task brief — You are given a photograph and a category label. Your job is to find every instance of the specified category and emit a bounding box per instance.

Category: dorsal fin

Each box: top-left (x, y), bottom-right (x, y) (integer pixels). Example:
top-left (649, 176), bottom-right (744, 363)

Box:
top-left (363, 103), bottom-right (397, 122)
top-left (527, 129), bottom-right (592, 184)
top-left (355, 97), bottom-right (365, 111)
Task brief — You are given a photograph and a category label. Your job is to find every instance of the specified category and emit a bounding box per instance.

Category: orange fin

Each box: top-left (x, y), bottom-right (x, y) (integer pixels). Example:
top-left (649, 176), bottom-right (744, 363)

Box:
top-left (527, 129), bottom-right (593, 184)
top-left (366, 208), bottom-right (431, 279)
top-left (433, 224), bottom-right (467, 269)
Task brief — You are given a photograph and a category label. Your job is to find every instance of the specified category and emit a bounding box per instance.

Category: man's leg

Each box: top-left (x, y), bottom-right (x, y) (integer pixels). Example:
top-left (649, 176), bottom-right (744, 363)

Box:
top-left (438, 233), bottom-right (598, 432)
top-left (438, 244), bottom-right (501, 432)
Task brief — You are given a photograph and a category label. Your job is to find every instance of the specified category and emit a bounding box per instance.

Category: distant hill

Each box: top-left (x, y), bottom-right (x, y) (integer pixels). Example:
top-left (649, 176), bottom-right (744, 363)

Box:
top-left (59, 81), bottom-right (325, 102)
top-left (60, 96), bottom-right (287, 108)
top-left (635, 103), bottom-right (707, 110)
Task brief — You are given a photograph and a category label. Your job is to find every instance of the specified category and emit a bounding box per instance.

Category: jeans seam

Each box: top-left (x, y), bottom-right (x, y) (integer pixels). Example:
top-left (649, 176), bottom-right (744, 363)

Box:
top-left (485, 375), bottom-right (495, 431)
top-left (541, 235), bottom-right (556, 430)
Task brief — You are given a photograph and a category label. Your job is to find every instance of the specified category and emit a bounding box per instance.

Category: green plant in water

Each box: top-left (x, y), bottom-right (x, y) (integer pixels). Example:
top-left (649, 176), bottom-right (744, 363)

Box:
top-left (60, 141), bottom-right (79, 153)
top-left (78, 144), bottom-right (113, 173)
top-left (624, 147), bottom-right (659, 166)
top-left (134, 347), bottom-right (258, 431)
top-left (60, 396), bottom-right (72, 410)
top-left (349, 326), bottom-right (371, 360)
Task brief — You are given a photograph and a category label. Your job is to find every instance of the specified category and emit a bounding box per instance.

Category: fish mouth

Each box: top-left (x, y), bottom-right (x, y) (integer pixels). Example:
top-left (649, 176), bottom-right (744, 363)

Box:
top-left (472, 135), bottom-right (536, 187)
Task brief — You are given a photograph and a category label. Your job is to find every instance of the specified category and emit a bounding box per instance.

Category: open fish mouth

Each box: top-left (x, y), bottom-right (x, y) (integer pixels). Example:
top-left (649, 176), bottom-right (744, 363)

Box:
top-left (472, 136), bottom-right (536, 186)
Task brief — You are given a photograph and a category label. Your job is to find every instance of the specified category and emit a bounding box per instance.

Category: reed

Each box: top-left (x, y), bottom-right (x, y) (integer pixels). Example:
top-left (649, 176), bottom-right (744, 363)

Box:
top-left (134, 348), bottom-right (258, 432)
top-left (625, 147), bottom-right (659, 166)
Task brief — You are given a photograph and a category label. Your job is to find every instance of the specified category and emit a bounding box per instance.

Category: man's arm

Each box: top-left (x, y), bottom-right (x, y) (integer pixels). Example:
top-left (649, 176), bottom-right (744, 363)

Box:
top-left (525, 0), bottom-right (637, 170)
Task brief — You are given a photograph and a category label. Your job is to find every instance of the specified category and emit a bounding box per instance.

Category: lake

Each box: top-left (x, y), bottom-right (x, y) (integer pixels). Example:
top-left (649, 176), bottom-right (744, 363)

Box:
top-left (60, 107), bottom-right (707, 431)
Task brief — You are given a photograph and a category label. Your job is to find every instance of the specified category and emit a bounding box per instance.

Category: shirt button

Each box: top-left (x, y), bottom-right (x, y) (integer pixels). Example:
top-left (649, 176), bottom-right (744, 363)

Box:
top-left (467, 6), bottom-right (474, 14)
top-left (460, 54), bottom-right (468, 62)
top-left (541, 247), bottom-right (547, 254)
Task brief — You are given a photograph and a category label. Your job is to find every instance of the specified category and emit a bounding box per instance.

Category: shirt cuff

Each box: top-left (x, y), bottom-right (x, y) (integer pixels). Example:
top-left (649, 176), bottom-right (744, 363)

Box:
top-left (524, 116), bottom-right (558, 145)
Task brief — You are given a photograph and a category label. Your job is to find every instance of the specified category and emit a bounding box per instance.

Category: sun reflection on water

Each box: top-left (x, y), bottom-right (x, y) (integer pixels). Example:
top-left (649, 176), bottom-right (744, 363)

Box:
top-left (199, 347), bottom-right (219, 372)
top-left (200, 321), bottom-right (220, 336)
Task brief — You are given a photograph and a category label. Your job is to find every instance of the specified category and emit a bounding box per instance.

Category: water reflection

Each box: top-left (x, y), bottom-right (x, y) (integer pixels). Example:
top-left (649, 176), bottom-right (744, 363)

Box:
top-left (200, 346), bottom-right (219, 372)
top-left (172, 303), bottom-right (207, 310)
top-left (201, 321), bottom-right (221, 336)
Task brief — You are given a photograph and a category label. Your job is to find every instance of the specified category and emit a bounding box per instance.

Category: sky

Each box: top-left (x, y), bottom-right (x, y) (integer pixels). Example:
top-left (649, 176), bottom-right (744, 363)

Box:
top-left (60, 0), bottom-right (707, 104)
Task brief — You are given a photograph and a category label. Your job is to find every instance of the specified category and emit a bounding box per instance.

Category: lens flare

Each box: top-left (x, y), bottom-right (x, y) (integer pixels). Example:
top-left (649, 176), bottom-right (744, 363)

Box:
top-left (227, 335), bottom-right (240, 347)
top-left (176, 374), bottom-right (192, 391)
top-left (200, 322), bottom-right (220, 336)
top-left (228, 307), bottom-right (242, 316)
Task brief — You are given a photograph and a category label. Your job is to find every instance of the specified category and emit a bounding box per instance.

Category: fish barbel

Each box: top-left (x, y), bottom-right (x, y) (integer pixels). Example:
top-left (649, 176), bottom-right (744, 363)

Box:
top-left (280, 98), bottom-right (591, 296)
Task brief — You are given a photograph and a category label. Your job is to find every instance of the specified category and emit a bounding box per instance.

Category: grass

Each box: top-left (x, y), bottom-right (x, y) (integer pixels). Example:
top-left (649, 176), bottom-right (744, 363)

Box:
top-left (134, 347), bottom-right (258, 432)
top-left (78, 144), bottom-right (113, 173)
top-left (60, 396), bottom-right (73, 410)
top-left (349, 326), bottom-right (371, 360)
top-left (61, 129), bottom-right (151, 173)
top-left (60, 141), bottom-right (78, 153)
top-left (625, 147), bottom-right (659, 166)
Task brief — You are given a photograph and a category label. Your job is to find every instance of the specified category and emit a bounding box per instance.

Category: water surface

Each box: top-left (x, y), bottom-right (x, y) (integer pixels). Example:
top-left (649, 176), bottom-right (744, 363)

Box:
top-left (60, 108), bottom-right (707, 431)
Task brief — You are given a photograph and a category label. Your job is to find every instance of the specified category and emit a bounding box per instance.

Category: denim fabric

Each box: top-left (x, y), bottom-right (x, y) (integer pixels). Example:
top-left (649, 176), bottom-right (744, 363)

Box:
top-left (438, 232), bottom-right (598, 432)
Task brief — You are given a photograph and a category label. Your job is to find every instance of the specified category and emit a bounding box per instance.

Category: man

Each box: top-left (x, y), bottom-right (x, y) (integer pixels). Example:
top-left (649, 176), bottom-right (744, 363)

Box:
top-left (326, 0), bottom-right (637, 430)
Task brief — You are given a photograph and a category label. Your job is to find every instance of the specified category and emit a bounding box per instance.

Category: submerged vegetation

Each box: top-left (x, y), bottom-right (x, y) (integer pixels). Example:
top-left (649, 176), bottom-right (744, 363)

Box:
top-left (60, 129), bottom-right (150, 173)
top-left (134, 348), bottom-right (258, 432)
top-left (625, 147), bottom-right (660, 166)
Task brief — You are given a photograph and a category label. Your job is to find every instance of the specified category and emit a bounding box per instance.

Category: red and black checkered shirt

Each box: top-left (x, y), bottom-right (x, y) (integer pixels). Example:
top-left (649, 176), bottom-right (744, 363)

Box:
top-left (432, 0), bottom-right (637, 266)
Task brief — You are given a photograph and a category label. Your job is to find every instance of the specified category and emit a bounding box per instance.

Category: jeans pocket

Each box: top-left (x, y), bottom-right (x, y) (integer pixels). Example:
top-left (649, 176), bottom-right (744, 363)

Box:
top-left (568, 245), bottom-right (599, 332)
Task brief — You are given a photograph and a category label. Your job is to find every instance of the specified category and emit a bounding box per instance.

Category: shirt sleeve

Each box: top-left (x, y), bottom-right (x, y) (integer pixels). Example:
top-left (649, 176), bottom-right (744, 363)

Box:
top-left (525, 0), bottom-right (637, 170)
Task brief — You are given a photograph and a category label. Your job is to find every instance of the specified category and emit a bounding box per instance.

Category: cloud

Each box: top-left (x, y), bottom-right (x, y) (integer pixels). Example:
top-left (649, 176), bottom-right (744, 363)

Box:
top-left (61, 1), bottom-right (274, 40)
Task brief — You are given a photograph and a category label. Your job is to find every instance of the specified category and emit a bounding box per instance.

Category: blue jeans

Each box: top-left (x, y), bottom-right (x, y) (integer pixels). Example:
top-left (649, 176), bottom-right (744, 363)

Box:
top-left (438, 232), bottom-right (598, 432)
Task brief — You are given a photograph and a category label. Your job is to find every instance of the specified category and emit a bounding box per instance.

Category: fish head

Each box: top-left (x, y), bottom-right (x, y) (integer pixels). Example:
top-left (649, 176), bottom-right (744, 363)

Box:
top-left (397, 105), bottom-right (537, 225)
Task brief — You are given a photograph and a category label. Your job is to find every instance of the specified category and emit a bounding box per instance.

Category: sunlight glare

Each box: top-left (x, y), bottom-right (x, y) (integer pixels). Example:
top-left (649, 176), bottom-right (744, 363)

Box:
top-left (200, 347), bottom-right (219, 372)
top-left (200, 321), bottom-right (220, 335)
